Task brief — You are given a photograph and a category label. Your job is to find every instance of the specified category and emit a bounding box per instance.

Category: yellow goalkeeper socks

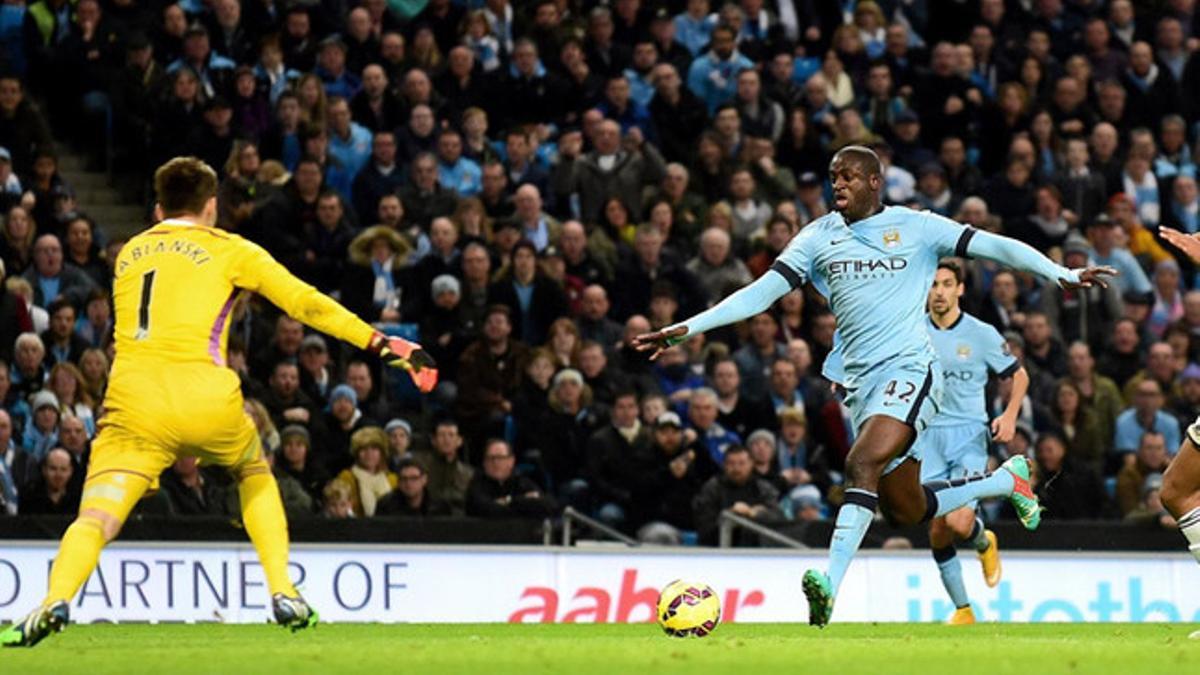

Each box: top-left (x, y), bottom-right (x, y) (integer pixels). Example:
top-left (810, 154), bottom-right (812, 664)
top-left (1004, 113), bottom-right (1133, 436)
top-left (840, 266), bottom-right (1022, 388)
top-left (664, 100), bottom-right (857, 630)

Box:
top-left (45, 516), bottom-right (108, 605)
top-left (239, 470), bottom-right (298, 597)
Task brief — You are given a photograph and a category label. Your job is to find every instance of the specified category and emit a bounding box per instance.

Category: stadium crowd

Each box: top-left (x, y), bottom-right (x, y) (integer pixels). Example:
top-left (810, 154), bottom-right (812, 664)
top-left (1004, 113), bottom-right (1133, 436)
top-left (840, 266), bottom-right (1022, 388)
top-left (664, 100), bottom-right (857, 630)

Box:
top-left (1, 0), bottom-right (1200, 544)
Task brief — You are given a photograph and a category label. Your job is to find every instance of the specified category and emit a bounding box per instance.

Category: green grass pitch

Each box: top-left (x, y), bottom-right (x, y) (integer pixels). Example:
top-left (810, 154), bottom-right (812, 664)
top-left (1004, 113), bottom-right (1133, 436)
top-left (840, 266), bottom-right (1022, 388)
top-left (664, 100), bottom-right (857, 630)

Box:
top-left (2, 623), bottom-right (1197, 674)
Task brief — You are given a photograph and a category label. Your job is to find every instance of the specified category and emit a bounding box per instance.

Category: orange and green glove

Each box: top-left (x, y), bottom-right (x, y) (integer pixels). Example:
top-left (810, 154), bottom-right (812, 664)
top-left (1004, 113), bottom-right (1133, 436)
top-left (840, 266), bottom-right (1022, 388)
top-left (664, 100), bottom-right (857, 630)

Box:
top-left (369, 332), bottom-right (439, 393)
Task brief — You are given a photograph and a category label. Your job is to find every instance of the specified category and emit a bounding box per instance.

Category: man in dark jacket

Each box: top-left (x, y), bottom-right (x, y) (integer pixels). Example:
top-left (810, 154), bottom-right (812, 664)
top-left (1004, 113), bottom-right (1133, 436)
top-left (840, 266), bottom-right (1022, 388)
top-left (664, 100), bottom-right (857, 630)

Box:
top-left (399, 153), bottom-right (459, 230)
top-left (455, 305), bottom-right (530, 455)
top-left (692, 444), bottom-right (784, 545)
top-left (377, 457), bottom-right (452, 517)
top-left (351, 131), bottom-right (405, 225)
top-left (465, 439), bottom-right (557, 518)
top-left (1032, 431), bottom-right (1110, 520)
top-left (552, 119), bottom-right (665, 227)
top-left (586, 390), bottom-right (657, 530)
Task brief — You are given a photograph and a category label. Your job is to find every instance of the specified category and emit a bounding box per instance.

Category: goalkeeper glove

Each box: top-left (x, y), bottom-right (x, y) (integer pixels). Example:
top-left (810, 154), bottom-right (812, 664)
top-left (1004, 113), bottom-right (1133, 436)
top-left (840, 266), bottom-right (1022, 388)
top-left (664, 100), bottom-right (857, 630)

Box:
top-left (368, 332), bottom-right (439, 393)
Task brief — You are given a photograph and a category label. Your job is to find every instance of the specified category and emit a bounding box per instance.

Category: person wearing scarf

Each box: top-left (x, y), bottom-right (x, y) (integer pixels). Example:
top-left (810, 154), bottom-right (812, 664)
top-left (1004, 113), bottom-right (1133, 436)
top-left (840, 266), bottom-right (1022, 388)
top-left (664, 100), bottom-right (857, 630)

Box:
top-left (333, 425), bottom-right (397, 517)
top-left (343, 225), bottom-right (412, 324)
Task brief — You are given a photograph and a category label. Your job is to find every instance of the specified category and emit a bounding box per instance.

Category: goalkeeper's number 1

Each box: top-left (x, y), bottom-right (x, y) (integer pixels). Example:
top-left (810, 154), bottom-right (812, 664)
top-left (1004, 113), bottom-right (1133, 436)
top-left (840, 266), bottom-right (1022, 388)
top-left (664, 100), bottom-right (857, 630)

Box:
top-left (135, 269), bottom-right (156, 340)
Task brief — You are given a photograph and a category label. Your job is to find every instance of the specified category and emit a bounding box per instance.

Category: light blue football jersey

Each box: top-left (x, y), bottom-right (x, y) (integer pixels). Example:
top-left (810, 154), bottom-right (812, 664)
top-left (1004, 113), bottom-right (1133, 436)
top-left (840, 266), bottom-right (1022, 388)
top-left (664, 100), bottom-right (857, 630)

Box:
top-left (773, 206), bottom-right (973, 390)
top-left (925, 312), bottom-right (1019, 427)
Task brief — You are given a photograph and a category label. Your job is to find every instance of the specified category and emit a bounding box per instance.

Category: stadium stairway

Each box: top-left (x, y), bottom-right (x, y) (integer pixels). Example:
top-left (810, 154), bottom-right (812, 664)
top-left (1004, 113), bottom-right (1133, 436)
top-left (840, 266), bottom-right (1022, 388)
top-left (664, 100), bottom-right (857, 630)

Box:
top-left (56, 151), bottom-right (148, 242)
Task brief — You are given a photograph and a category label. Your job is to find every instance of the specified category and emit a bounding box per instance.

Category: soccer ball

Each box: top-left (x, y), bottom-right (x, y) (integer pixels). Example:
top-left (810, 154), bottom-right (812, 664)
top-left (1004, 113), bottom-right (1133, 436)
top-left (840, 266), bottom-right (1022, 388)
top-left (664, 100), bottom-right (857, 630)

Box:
top-left (656, 580), bottom-right (721, 638)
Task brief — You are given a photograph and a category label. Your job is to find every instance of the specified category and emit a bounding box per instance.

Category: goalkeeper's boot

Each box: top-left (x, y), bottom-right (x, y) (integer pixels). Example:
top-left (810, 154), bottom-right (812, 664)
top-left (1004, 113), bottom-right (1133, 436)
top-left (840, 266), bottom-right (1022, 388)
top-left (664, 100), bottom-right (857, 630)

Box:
top-left (0, 601), bottom-right (69, 647)
top-left (978, 529), bottom-right (1002, 588)
top-left (948, 606), bottom-right (976, 625)
top-left (273, 593), bottom-right (319, 632)
top-left (802, 569), bottom-right (834, 628)
top-left (1000, 456), bottom-right (1041, 530)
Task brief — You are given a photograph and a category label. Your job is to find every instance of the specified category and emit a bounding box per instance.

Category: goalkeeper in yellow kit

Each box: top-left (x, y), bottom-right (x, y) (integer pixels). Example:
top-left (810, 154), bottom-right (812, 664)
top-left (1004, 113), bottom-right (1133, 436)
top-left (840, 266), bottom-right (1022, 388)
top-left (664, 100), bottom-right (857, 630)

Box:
top-left (1, 157), bottom-right (438, 646)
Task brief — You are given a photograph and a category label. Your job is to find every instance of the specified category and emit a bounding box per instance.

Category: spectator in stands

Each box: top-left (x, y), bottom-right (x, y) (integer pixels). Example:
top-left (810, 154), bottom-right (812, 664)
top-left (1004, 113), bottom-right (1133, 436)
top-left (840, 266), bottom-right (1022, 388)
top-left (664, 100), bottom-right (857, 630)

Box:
top-left (41, 299), bottom-right (87, 369)
top-left (277, 424), bottom-right (328, 507)
top-left (323, 383), bottom-right (376, 470)
top-left (23, 234), bottom-right (99, 310)
top-left (732, 312), bottom-right (785, 396)
top-left (1123, 341), bottom-right (1182, 402)
top-left (587, 389), bottom-right (654, 529)
top-left (686, 387), bottom-right (742, 466)
top-left (1049, 380), bottom-right (1106, 472)
top-left (1099, 318), bottom-right (1145, 391)
top-left (385, 419), bottom-right (413, 467)
top-left (692, 444), bottom-right (783, 545)
top-left (1042, 235), bottom-right (1124, 354)
top-left (1114, 379), bottom-right (1182, 464)
top-left (48, 364), bottom-right (94, 437)
top-left (377, 457), bottom-right (451, 517)
top-left (1117, 431), bottom-right (1172, 516)
top-left (553, 119), bottom-right (665, 229)
top-left (342, 225), bottom-right (409, 325)
top-left (688, 227), bottom-right (751, 304)
top-left (331, 426), bottom-right (397, 518)
top-left (487, 240), bottom-right (567, 346)
top-left (62, 215), bottom-right (107, 291)
top-left (321, 480), bottom-right (354, 519)
top-left (260, 361), bottom-right (322, 443)
top-left (1032, 431), bottom-right (1109, 521)
top-left (1063, 342), bottom-right (1123, 455)
top-left (711, 357), bottom-right (773, 442)
top-left (400, 152), bottom-right (458, 230)
top-left (18, 447), bottom-right (78, 515)
top-left (0, 411), bottom-right (17, 515)
top-left (466, 438), bottom-right (556, 519)
top-left (418, 418), bottom-right (472, 514)
top-left (10, 333), bottom-right (45, 404)
top-left (161, 455), bottom-right (224, 516)
top-left (0, 76), bottom-right (53, 176)
top-left (775, 406), bottom-right (830, 496)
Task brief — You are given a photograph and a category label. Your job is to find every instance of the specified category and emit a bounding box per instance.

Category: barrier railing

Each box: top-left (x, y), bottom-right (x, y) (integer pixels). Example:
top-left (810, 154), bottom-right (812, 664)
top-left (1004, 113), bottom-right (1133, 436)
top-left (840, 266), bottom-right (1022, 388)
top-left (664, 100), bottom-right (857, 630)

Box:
top-left (718, 510), bottom-right (808, 549)
top-left (559, 506), bottom-right (639, 547)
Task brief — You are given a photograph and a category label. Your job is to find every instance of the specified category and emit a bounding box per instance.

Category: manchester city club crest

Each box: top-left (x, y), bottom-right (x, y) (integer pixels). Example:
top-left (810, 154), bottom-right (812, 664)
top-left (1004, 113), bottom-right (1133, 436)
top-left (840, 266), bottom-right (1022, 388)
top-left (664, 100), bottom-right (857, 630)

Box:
top-left (957, 344), bottom-right (972, 359)
top-left (883, 229), bottom-right (901, 248)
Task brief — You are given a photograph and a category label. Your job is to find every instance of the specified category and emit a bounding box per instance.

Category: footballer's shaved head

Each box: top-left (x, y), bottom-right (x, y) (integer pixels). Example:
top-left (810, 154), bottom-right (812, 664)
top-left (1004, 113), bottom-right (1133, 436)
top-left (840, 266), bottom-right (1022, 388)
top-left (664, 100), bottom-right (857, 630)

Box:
top-left (831, 145), bottom-right (883, 178)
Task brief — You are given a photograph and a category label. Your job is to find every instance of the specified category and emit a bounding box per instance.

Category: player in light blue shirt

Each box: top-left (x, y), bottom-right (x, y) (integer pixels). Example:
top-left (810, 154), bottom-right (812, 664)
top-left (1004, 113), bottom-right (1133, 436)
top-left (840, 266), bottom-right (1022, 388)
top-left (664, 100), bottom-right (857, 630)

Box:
top-left (921, 260), bottom-right (1029, 624)
top-left (634, 146), bottom-right (1116, 627)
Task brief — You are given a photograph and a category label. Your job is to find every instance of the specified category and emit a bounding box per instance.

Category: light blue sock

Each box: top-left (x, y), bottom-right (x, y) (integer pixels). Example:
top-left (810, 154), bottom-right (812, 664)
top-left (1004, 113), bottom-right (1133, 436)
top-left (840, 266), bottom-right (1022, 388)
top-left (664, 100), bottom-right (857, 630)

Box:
top-left (826, 489), bottom-right (878, 595)
top-left (967, 517), bottom-right (990, 552)
top-left (934, 547), bottom-right (970, 609)
top-left (925, 471), bottom-right (1015, 519)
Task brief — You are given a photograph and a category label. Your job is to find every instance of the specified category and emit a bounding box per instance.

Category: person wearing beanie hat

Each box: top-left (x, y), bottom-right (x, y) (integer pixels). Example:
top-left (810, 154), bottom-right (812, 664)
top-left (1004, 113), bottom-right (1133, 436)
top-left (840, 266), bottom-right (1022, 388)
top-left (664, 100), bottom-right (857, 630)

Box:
top-left (431, 274), bottom-right (461, 299)
top-left (745, 428), bottom-right (784, 494)
top-left (23, 390), bottom-right (61, 461)
top-left (323, 383), bottom-right (377, 475)
top-left (276, 425), bottom-right (329, 506)
top-left (385, 418), bottom-right (414, 467)
top-left (332, 426), bottom-right (397, 517)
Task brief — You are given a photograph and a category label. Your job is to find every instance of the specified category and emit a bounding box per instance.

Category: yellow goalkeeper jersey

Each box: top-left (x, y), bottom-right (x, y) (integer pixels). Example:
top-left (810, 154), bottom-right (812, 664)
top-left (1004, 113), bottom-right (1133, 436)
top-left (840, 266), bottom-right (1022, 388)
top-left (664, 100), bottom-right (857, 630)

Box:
top-left (105, 219), bottom-right (375, 419)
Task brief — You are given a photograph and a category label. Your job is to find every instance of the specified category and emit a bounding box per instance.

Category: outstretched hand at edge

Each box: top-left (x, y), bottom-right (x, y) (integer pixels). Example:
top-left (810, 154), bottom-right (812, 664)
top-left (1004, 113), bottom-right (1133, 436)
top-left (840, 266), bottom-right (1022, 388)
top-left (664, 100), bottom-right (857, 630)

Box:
top-left (631, 325), bottom-right (689, 361)
top-left (1058, 265), bottom-right (1118, 290)
top-left (1160, 226), bottom-right (1200, 263)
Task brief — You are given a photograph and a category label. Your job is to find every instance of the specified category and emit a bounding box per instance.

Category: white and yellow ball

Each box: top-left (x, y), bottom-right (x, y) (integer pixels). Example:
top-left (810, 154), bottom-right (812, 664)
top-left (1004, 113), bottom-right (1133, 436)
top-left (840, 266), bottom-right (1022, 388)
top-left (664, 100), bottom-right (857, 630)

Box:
top-left (656, 580), bottom-right (721, 638)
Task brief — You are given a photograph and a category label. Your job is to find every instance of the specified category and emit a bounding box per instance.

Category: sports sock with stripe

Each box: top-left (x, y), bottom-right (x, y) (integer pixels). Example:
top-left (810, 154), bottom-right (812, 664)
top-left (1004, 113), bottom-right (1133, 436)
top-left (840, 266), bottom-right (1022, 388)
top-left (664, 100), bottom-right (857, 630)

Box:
top-left (967, 516), bottom-right (991, 552)
top-left (922, 471), bottom-right (1015, 521)
top-left (826, 489), bottom-right (877, 596)
top-left (933, 547), bottom-right (970, 609)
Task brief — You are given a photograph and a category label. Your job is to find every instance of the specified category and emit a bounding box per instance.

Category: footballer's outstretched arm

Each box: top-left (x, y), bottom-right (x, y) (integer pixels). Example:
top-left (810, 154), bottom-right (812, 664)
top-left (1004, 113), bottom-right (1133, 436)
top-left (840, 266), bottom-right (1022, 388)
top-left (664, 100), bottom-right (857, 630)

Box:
top-left (633, 270), bottom-right (792, 359)
top-left (963, 228), bottom-right (1117, 289)
top-left (233, 240), bottom-right (439, 391)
